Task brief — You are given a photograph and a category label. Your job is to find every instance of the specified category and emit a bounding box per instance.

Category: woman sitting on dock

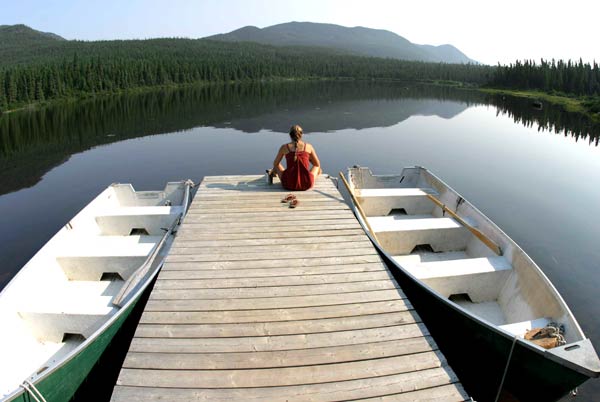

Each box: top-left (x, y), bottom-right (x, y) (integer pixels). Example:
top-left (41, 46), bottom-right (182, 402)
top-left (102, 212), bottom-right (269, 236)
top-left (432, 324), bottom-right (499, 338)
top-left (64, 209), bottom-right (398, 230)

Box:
top-left (269, 124), bottom-right (321, 191)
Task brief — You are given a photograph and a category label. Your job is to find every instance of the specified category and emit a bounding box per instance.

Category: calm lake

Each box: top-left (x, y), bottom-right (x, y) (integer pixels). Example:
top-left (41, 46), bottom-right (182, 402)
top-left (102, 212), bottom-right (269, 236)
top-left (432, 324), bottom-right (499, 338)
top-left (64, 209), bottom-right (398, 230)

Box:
top-left (1, 81), bottom-right (599, 401)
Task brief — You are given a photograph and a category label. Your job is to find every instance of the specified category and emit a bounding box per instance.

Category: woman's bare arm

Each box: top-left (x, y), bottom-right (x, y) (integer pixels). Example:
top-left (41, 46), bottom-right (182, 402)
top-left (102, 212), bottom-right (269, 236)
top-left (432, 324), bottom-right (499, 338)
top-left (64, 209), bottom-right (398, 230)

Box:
top-left (308, 144), bottom-right (321, 168)
top-left (273, 145), bottom-right (286, 169)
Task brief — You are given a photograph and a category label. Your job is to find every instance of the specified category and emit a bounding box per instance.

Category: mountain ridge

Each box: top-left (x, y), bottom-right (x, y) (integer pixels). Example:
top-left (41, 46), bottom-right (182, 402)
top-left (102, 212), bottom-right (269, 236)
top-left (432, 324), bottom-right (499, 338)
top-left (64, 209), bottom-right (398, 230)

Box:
top-left (207, 21), bottom-right (477, 64)
top-left (0, 22), bottom-right (476, 64)
top-left (0, 24), bottom-right (65, 44)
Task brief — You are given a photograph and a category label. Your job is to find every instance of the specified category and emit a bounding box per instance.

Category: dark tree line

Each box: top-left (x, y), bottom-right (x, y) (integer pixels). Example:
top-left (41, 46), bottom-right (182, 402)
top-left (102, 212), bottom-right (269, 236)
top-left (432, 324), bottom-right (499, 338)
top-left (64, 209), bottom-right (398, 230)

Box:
top-left (0, 39), bottom-right (493, 112)
top-left (2, 37), bottom-right (598, 113)
top-left (488, 59), bottom-right (600, 96)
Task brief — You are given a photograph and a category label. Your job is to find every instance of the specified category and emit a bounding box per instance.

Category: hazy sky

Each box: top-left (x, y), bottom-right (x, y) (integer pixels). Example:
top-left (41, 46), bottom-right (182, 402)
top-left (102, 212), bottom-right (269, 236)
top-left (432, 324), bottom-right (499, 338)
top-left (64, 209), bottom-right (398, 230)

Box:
top-left (2, 0), bottom-right (598, 65)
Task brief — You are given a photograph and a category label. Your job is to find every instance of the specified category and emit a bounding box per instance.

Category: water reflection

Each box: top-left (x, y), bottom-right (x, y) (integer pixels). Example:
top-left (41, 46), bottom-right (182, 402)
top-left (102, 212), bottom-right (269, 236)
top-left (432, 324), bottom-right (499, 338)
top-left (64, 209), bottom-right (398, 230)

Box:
top-left (1, 81), bottom-right (599, 401)
top-left (0, 81), bottom-right (598, 196)
top-left (486, 94), bottom-right (600, 146)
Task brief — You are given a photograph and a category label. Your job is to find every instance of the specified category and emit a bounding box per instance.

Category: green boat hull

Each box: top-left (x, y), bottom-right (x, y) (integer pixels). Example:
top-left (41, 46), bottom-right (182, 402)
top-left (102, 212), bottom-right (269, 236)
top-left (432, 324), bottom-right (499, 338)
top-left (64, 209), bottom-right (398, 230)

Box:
top-left (375, 246), bottom-right (590, 401)
top-left (9, 297), bottom-right (138, 402)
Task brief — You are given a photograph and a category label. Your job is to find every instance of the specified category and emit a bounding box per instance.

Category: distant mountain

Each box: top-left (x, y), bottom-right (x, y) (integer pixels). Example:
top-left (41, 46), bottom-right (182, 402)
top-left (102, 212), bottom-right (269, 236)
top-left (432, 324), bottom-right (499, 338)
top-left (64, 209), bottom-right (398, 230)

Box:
top-left (0, 24), bottom-right (65, 48)
top-left (207, 22), bottom-right (477, 64)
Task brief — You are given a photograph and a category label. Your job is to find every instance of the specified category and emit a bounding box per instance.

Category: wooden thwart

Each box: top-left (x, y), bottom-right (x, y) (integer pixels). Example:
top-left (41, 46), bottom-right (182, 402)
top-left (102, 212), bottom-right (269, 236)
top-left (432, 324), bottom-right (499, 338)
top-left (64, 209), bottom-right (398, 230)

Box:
top-left (112, 174), bottom-right (467, 401)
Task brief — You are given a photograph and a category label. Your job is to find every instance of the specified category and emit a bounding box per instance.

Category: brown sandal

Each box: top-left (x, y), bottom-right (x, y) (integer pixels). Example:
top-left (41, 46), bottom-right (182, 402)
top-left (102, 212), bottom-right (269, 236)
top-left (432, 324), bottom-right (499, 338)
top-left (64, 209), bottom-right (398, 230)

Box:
top-left (281, 194), bottom-right (296, 203)
top-left (289, 199), bottom-right (299, 208)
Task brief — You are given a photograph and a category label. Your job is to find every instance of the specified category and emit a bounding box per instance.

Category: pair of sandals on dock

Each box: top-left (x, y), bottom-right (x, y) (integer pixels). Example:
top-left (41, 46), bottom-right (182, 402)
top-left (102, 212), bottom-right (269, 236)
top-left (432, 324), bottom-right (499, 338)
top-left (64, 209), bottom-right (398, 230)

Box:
top-left (267, 169), bottom-right (300, 208)
top-left (281, 193), bottom-right (299, 208)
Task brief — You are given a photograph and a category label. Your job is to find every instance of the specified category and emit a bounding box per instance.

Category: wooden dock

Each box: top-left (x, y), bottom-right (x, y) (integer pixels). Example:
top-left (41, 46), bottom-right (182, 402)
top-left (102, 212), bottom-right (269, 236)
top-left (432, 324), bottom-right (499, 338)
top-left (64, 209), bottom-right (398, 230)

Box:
top-left (111, 175), bottom-right (469, 401)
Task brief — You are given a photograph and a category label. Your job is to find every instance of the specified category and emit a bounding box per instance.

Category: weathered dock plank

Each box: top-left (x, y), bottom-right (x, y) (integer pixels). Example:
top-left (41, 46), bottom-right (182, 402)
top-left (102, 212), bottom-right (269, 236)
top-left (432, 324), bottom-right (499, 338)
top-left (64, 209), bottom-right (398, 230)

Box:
top-left (111, 174), bottom-right (467, 401)
top-left (139, 299), bottom-right (414, 324)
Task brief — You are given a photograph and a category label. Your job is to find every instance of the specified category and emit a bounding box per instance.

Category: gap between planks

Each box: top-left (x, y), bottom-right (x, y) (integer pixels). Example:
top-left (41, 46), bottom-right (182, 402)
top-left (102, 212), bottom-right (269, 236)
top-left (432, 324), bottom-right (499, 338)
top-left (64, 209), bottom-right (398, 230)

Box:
top-left (143, 289), bottom-right (406, 312)
top-left (133, 311), bottom-right (421, 339)
top-left (116, 351), bottom-right (449, 388)
top-left (139, 300), bottom-right (414, 325)
top-left (149, 280), bottom-right (399, 299)
top-left (111, 368), bottom-right (464, 402)
top-left (122, 337), bottom-right (437, 369)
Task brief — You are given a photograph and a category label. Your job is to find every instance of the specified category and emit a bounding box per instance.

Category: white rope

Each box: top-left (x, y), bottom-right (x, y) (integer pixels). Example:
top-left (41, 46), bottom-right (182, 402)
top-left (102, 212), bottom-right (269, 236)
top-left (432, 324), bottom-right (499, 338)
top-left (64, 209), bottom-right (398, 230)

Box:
top-left (494, 335), bottom-right (519, 402)
top-left (545, 322), bottom-right (567, 346)
top-left (20, 380), bottom-right (47, 402)
top-left (19, 384), bottom-right (41, 402)
top-left (25, 380), bottom-right (47, 402)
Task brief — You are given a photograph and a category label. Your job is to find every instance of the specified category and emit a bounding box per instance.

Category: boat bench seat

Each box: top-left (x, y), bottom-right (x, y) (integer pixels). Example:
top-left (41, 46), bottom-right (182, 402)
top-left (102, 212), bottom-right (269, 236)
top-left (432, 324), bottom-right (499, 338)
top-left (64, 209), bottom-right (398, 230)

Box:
top-left (95, 206), bottom-right (183, 235)
top-left (399, 256), bottom-right (513, 303)
top-left (368, 215), bottom-right (471, 254)
top-left (56, 235), bottom-right (160, 280)
top-left (357, 188), bottom-right (438, 216)
top-left (500, 317), bottom-right (552, 338)
top-left (17, 281), bottom-right (120, 343)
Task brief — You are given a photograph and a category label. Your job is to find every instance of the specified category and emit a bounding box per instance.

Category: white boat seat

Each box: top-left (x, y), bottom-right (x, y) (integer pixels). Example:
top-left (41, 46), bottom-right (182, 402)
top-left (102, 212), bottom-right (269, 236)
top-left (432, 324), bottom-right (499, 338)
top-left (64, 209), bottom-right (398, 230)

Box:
top-left (399, 256), bottom-right (513, 303)
top-left (17, 280), bottom-right (121, 342)
top-left (368, 215), bottom-right (471, 254)
top-left (357, 188), bottom-right (438, 216)
top-left (393, 251), bottom-right (470, 264)
top-left (95, 206), bottom-right (183, 235)
top-left (500, 317), bottom-right (552, 338)
top-left (56, 235), bottom-right (160, 280)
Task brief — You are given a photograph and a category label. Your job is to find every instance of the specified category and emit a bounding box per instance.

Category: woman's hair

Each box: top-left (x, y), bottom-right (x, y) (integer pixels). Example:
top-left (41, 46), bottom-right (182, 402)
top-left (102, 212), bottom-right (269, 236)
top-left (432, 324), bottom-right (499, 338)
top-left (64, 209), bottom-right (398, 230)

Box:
top-left (289, 125), bottom-right (303, 143)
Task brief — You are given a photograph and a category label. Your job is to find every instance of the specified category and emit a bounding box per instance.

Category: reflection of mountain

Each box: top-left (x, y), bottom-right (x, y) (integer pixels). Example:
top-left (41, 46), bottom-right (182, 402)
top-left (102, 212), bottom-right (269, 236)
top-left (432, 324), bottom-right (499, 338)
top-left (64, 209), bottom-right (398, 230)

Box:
top-left (1, 81), bottom-right (598, 196)
top-left (0, 82), bottom-right (482, 195)
top-left (213, 98), bottom-right (468, 133)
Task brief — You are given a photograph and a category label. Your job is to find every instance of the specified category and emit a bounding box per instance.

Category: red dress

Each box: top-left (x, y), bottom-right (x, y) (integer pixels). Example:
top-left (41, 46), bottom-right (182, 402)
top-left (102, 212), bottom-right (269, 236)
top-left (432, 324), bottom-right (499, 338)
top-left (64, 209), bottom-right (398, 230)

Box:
top-left (281, 144), bottom-right (314, 191)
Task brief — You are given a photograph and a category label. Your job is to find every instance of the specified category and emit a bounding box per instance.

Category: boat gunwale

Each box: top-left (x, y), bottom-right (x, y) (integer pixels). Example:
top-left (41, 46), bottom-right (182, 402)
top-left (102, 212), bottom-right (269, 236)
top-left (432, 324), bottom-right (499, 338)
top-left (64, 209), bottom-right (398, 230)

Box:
top-left (1, 180), bottom-right (192, 401)
top-left (346, 166), bottom-right (600, 378)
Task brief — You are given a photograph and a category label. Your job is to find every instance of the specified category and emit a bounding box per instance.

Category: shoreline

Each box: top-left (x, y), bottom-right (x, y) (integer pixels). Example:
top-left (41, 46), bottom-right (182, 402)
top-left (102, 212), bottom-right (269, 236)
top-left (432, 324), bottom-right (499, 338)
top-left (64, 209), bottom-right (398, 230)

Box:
top-left (0, 78), bottom-right (476, 116)
top-left (2, 80), bottom-right (599, 123)
top-left (479, 88), bottom-right (600, 122)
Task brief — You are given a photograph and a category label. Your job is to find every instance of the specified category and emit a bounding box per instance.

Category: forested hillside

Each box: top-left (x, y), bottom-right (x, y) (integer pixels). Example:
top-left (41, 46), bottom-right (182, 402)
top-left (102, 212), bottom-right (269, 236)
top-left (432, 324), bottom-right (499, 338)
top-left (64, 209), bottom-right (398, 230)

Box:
top-left (1, 25), bottom-right (598, 117)
top-left (0, 37), bottom-right (492, 112)
top-left (489, 59), bottom-right (600, 96)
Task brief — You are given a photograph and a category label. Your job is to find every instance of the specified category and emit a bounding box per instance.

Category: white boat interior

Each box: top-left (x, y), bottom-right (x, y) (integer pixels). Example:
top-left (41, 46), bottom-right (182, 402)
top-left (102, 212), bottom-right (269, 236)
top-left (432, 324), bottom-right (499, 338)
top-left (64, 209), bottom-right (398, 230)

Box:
top-left (348, 167), bottom-right (587, 347)
top-left (0, 182), bottom-right (189, 399)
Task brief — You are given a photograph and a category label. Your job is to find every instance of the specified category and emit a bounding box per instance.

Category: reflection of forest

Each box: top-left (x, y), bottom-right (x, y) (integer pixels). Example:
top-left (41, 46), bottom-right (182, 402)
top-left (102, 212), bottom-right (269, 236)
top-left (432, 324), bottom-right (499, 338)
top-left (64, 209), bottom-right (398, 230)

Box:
top-left (486, 94), bottom-right (600, 146)
top-left (0, 81), bottom-right (598, 195)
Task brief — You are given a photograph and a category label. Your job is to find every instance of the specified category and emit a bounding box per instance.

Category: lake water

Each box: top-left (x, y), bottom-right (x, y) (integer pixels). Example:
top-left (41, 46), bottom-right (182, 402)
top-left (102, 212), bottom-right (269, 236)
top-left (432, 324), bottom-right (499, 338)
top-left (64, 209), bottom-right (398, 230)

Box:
top-left (1, 81), bottom-right (599, 401)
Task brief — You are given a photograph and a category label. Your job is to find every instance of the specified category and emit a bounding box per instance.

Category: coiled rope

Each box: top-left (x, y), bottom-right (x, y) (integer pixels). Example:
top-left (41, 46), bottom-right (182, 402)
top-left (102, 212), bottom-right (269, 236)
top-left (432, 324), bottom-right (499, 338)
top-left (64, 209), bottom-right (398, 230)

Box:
top-left (544, 322), bottom-right (567, 346)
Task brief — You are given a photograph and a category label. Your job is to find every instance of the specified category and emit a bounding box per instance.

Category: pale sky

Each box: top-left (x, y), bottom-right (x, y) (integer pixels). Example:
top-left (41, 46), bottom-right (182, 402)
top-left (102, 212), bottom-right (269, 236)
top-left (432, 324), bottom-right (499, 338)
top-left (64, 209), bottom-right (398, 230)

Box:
top-left (2, 0), bottom-right (598, 65)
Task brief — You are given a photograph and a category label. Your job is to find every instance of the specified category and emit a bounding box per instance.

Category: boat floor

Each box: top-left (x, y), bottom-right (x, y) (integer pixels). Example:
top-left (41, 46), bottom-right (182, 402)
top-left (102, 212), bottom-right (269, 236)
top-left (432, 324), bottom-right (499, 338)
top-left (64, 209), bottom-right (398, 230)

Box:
top-left (455, 300), bottom-right (506, 326)
top-left (394, 253), bottom-right (509, 325)
top-left (0, 334), bottom-right (83, 396)
top-left (0, 279), bottom-right (122, 396)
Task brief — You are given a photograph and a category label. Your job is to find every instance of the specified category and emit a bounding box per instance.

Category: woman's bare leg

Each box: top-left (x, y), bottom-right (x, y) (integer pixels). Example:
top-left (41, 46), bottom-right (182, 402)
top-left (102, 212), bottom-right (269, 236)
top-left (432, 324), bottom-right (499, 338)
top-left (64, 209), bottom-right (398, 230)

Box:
top-left (274, 163), bottom-right (285, 179)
